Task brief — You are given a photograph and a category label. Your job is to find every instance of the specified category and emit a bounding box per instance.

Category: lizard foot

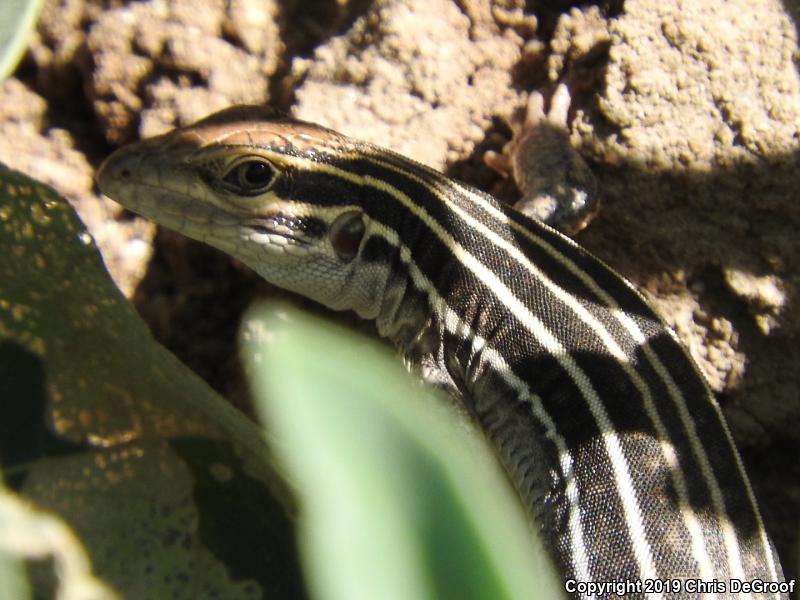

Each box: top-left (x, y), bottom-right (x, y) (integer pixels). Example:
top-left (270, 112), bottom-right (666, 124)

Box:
top-left (485, 84), bottom-right (599, 236)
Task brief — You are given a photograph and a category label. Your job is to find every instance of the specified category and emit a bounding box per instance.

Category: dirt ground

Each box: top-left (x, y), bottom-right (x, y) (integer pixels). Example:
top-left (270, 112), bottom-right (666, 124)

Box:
top-left (1, 0), bottom-right (798, 586)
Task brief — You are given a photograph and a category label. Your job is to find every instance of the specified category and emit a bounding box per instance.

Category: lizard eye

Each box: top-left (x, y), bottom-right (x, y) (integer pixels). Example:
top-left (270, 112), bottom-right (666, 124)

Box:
top-left (222, 158), bottom-right (275, 195)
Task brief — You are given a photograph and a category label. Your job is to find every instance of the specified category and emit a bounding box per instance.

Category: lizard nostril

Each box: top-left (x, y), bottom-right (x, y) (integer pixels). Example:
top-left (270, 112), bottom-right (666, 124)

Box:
top-left (119, 167), bottom-right (131, 179)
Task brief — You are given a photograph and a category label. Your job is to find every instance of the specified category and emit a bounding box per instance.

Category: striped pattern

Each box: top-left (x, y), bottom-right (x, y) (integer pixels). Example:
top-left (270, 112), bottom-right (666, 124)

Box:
top-left (96, 108), bottom-right (786, 599)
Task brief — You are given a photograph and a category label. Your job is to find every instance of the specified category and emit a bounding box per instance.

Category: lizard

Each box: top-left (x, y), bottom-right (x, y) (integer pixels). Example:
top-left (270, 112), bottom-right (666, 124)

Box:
top-left (96, 103), bottom-right (787, 599)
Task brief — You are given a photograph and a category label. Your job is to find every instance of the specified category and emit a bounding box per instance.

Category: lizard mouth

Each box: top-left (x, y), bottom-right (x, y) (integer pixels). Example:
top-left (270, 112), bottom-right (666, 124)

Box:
top-left (244, 212), bottom-right (327, 245)
top-left (243, 221), bottom-right (312, 247)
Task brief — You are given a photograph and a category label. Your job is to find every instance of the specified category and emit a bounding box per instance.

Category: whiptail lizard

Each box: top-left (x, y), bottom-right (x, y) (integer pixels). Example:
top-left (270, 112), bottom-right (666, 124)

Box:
top-left (96, 102), bottom-right (788, 599)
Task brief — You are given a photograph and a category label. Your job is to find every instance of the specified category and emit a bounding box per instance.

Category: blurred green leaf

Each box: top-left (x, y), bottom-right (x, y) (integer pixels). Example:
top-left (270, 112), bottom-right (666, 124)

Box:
top-left (0, 526), bottom-right (31, 600)
top-left (0, 0), bottom-right (43, 81)
top-left (0, 162), bottom-right (306, 598)
top-left (243, 304), bottom-right (565, 600)
top-left (0, 480), bottom-right (117, 599)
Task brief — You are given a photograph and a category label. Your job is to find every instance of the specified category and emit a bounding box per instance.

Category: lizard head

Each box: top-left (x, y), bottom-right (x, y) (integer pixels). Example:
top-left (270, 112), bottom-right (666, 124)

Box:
top-left (97, 106), bottom-right (380, 311)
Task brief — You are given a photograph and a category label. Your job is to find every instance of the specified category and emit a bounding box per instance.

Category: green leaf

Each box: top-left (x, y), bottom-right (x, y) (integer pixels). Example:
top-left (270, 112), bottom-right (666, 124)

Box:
top-left (243, 304), bottom-right (565, 600)
top-left (0, 0), bottom-right (43, 81)
top-left (0, 525), bottom-right (31, 600)
top-left (0, 480), bottom-right (117, 599)
top-left (0, 162), bottom-right (306, 598)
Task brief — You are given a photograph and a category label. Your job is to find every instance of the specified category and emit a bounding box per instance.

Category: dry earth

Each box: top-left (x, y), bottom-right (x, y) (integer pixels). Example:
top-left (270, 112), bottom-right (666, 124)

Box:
top-left (1, 0), bottom-right (798, 587)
